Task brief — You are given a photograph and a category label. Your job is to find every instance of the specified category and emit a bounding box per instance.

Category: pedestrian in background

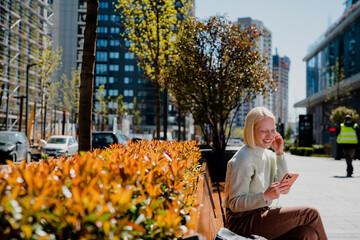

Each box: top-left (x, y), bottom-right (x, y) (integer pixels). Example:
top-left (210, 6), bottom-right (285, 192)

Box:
top-left (336, 114), bottom-right (360, 177)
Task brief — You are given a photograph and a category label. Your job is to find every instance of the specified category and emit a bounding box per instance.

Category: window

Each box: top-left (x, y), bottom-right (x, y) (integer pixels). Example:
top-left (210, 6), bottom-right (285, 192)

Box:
top-left (109, 77), bottom-right (118, 83)
top-left (124, 77), bottom-right (134, 84)
top-left (110, 27), bottom-right (120, 34)
top-left (109, 102), bottom-right (118, 109)
top-left (138, 78), bottom-right (146, 84)
top-left (98, 14), bottom-right (109, 21)
top-left (95, 89), bottom-right (106, 99)
top-left (109, 64), bottom-right (119, 71)
top-left (95, 76), bottom-right (107, 86)
top-left (109, 52), bottom-right (120, 59)
top-left (97, 27), bottom-right (108, 34)
top-left (124, 90), bottom-right (134, 97)
top-left (110, 40), bottom-right (120, 46)
top-left (96, 64), bottom-right (107, 74)
top-left (110, 15), bottom-right (120, 22)
top-left (138, 91), bottom-right (147, 97)
top-left (109, 89), bottom-right (119, 96)
top-left (125, 40), bottom-right (131, 47)
top-left (124, 52), bottom-right (134, 59)
top-left (124, 65), bottom-right (134, 72)
top-left (99, 2), bottom-right (109, 8)
top-left (97, 39), bottom-right (108, 48)
top-left (125, 102), bottom-right (133, 109)
top-left (96, 51), bottom-right (108, 61)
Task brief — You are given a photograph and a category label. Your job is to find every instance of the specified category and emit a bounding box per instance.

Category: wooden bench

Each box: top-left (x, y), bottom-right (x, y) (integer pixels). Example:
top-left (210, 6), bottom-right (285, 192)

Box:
top-left (186, 163), bottom-right (225, 239)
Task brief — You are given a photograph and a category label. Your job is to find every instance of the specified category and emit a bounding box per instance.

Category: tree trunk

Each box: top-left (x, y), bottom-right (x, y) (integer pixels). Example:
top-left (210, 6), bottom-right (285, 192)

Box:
top-left (182, 113), bottom-right (186, 140)
top-left (155, 81), bottom-right (161, 140)
top-left (62, 108), bottom-right (66, 135)
top-left (163, 87), bottom-right (168, 140)
top-left (178, 106), bottom-right (182, 141)
top-left (78, 0), bottom-right (98, 151)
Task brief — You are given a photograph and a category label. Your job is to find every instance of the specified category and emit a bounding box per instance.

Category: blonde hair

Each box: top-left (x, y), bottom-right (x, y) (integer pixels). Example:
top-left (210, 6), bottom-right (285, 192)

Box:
top-left (243, 106), bottom-right (276, 148)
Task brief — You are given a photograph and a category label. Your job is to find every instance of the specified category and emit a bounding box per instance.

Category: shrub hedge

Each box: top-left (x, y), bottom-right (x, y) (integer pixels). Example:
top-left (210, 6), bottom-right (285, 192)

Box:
top-left (289, 147), bottom-right (314, 156)
top-left (0, 140), bottom-right (202, 239)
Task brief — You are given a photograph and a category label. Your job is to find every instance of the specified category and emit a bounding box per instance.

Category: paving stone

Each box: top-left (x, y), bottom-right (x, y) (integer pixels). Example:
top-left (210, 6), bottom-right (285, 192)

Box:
top-left (280, 153), bottom-right (360, 239)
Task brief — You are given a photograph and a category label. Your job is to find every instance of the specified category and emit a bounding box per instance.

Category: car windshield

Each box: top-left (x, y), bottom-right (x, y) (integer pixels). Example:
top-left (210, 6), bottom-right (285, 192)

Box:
top-left (47, 138), bottom-right (67, 144)
top-left (92, 134), bottom-right (115, 144)
top-left (0, 133), bottom-right (15, 144)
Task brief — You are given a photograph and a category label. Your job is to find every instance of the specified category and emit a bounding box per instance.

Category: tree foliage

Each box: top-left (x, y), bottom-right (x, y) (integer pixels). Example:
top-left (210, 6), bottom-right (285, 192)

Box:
top-left (130, 97), bottom-right (143, 133)
top-left (34, 46), bottom-right (62, 139)
top-left (37, 46), bottom-right (63, 89)
top-left (61, 70), bottom-right (80, 114)
top-left (95, 85), bottom-right (110, 131)
top-left (330, 106), bottom-right (359, 125)
top-left (114, 0), bottom-right (192, 139)
top-left (232, 127), bottom-right (244, 139)
top-left (166, 15), bottom-right (276, 152)
top-left (284, 124), bottom-right (294, 141)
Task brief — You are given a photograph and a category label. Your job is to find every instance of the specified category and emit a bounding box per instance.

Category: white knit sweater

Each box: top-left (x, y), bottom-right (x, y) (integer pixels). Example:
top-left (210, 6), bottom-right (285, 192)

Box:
top-left (222, 145), bottom-right (288, 212)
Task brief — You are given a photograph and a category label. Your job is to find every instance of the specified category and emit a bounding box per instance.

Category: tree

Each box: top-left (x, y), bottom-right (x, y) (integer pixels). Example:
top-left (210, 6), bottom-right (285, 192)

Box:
top-left (114, 0), bottom-right (192, 139)
top-left (78, 0), bottom-right (99, 151)
top-left (35, 46), bottom-right (63, 139)
top-left (61, 70), bottom-right (80, 133)
top-left (284, 124), bottom-right (294, 141)
top-left (325, 57), bottom-right (353, 108)
top-left (130, 97), bottom-right (142, 133)
top-left (114, 94), bottom-right (127, 131)
top-left (232, 127), bottom-right (244, 139)
top-left (330, 106), bottom-right (359, 126)
top-left (94, 85), bottom-right (110, 131)
top-left (166, 15), bottom-right (276, 152)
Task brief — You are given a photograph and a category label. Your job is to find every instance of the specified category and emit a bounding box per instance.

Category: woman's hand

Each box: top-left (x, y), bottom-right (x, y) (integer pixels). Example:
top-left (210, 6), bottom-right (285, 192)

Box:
top-left (272, 133), bottom-right (284, 155)
top-left (263, 182), bottom-right (290, 201)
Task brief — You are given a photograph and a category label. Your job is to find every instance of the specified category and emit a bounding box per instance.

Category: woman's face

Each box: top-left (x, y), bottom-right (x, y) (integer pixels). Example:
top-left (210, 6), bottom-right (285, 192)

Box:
top-left (254, 117), bottom-right (276, 149)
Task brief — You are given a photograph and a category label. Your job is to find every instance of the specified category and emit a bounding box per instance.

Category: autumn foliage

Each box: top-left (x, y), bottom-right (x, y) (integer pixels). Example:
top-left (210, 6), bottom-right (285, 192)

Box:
top-left (0, 141), bottom-right (202, 239)
top-left (166, 15), bottom-right (276, 152)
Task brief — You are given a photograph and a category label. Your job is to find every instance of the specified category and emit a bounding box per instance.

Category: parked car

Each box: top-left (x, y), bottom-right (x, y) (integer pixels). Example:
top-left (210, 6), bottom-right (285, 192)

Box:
top-left (0, 131), bottom-right (31, 163)
top-left (43, 135), bottom-right (78, 157)
top-left (92, 131), bottom-right (129, 149)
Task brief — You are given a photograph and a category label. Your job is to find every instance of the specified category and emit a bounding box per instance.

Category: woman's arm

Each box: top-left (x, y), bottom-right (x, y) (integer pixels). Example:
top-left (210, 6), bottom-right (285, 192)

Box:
top-left (226, 160), bottom-right (268, 212)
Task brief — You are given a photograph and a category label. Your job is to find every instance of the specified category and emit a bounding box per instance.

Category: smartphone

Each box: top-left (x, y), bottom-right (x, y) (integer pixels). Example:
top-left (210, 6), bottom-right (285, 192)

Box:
top-left (280, 173), bottom-right (299, 187)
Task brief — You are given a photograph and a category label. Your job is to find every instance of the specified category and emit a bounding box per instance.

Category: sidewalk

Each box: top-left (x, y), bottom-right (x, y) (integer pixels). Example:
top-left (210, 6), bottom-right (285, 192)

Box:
top-left (280, 153), bottom-right (360, 239)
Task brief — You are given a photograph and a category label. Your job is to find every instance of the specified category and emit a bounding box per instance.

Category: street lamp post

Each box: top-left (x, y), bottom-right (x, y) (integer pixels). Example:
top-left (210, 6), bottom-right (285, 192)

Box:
top-left (26, 63), bottom-right (37, 137)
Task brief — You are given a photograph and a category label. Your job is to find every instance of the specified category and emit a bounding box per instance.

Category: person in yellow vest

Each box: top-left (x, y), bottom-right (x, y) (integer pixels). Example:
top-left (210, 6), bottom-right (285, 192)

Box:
top-left (336, 115), bottom-right (360, 177)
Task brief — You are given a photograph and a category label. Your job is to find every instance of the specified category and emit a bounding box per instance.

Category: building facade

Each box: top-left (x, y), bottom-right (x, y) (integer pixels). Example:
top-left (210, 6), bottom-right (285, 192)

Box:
top-left (273, 52), bottom-right (290, 127)
top-left (0, 0), bottom-right (54, 141)
top-left (231, 17), bottom-right (273, 129)
top-left (52, 0), bottom-right (83, 81)
top-left (52, 0), bottom-right (194, 140)
top-left (295, 1), bottom-right (360, 145)
top-left (94, 0), bottom-right (187, 139)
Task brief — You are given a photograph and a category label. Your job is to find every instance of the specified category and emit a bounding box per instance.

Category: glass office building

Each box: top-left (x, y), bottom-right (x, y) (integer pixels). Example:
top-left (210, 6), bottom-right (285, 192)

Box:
top-left (94, 0), bottom-right (194, 139)
top-left (295, 1), bottom-right (360, 144)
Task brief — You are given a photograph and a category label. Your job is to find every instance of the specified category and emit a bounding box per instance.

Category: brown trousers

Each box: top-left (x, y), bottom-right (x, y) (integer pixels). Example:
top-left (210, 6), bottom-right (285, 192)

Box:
top-left (226, 206), bottom-right (328, 240)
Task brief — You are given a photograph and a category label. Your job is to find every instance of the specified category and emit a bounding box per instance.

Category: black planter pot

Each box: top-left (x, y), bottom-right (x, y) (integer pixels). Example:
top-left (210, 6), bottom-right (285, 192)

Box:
top-left (201, 150), bottom-right (237, 183)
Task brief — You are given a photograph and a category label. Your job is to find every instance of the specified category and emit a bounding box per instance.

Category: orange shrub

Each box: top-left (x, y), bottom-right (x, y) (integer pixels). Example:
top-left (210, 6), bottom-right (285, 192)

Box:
top-left (0, 140), bottom-right (202, 239)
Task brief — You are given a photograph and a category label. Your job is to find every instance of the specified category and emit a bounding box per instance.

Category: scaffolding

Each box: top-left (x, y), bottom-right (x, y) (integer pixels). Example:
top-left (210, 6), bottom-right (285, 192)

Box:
top-left (0, 0), bottom-right (56, 145)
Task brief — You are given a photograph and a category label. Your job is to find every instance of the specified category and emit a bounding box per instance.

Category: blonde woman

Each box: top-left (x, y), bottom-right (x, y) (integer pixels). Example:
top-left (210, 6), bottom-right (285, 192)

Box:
top-left (222, 107), bottom-right (327, 239)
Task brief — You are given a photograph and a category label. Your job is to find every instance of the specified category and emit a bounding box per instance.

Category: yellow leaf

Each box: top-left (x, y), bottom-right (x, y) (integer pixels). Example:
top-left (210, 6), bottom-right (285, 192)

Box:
top-left (20, 225), bottom-right (33, 238)
top-left (103, 221), bottom-right (111, 235)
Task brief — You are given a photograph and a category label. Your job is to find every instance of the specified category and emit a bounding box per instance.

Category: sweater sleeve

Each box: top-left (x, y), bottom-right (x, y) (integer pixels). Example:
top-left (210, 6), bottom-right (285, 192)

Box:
top-left (226, 159), bottom-right (268, 212)
top-left (275, 153), bottom-right (289, 182)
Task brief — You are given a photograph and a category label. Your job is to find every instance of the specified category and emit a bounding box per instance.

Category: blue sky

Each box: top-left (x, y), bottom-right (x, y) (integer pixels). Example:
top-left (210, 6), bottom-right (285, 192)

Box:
top-left (194, 0), bottom-right (345, 122)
